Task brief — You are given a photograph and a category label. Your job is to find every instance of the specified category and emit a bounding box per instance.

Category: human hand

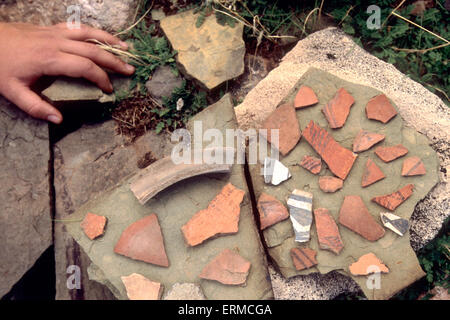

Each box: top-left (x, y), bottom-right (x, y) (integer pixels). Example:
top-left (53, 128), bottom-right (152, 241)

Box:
top-left (0, 22), bottom-right (135, 124)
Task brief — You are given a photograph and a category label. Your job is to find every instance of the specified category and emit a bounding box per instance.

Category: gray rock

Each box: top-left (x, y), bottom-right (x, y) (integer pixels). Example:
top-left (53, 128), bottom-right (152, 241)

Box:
top-left (163, 283), bottom-right (206, 300)
top-left (151, 9), bottom-right (166, 21)
top-left (145, 66), bottom-right (183, 104)
top-left (0, 97), bottom-right (51, 297)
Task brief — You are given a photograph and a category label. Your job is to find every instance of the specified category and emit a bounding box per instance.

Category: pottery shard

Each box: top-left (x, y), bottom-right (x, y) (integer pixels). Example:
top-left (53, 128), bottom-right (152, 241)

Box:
top-left (199, 249), bottom-right (251, 285)
top-left (361, 158), bottom-right (385, 187)
top-left (262, 103), bottom-right (301, 156)
top-left (365, 94), bottom-right (397, 124)
top-left (380, 212), bottom-right (409, 236)
top-left (121, 273), bottom-right (163, 300)
top-left (81, 212), bottom-right (107, 240)
top-left (314, 208), bottom-right (344, 255)
top-left (294, 86), bottom-right (319, 109)
top-left (349, 253), bottom-right (389, 276)
top-left (402, 156), bottom-right (426, 176)
top-left (114, 214), bottom-right (169, 267)
top-left (322, 88), bottom-right (355, 129)
top-left (257, 193), bottom-right (289, 230)
top-left (290, 247), bottom-right (318, 271)
top-left (372, 184), bottom-right (414, 211)
top-left (318, 176), bottom-right (343, 193)
top-left (181, 183), bottom-right (245, 246)
top-left (302, 120), bottom-right (357, 180)
top-left (339, 195), bottom-right (385, 241)
top-left (375, 144), bottom-right (408, 162)
top-left (300, 155), bottom-right (321, 174)
top-left (352, 130), bottom-right (385, 153)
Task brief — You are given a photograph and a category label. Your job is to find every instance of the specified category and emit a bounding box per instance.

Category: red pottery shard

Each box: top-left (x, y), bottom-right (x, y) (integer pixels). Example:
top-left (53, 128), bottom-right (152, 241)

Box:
top-left (365, 94), bottom-right (397, 124)
top-left (294, 85), bottom-right (319, 109)
top-left (290, 247), bottom-right (318, 271)
top-left (114, 214), bottom-right (169, 267)
top-left (182, 183), bottom-right (245, 246)
top-left (302, 120), bottom-right (358, 180)
top-left (300, 155), bottom-right (322, 174)
top-left (318, 176), bottom-right (343, 193)
top-left (339, 195), bottom-right (385, 241)
top-left (322, 88), bottom-right (355, 129)
top-left (352, 130), bottom-right (385, 153)
top-left (257, 193), bottom-right (289, 230)
top-left (314, 208), bottom-right (344, 255)
top-left (199, 249), bottom-right (251, 285)
top-left (402, 157), bottom-right (426, 176)
top-left (81, 212), bottom-right (107, 240)
top-left (121, 273), bottom-right (163, 300)
top-left (361, 158), bottom-right (385, 187)
top-left (261, 103), bottom-right (301, 156)
top-left (349, 253), bottom-right (389, 276)
top-left (375, 144), bottom-right (408, 162)
top-left (371, 184), bottom-right (414, 211)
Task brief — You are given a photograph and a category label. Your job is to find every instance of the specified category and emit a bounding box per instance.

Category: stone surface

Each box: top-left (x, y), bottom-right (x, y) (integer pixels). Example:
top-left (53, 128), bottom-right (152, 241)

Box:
top-left (322, 88), bottom-right (355, 129)
top-left (353, 130), bottom-right (385, 153)
top-left (314, 208), bottom-right (344, 255)
top-left (145, 66), bottom-right (183, 104)
top-left (290, 248), bottom-right (317, 271)
top-left (294, 86), bottom-right (318, 109)
top-left (372, 184), bottom-right (414, 211)
top-left (402, 156), bottom-right (426, 176)
top-left (163, 283), bottom-right (206, 300)
top-left (257, 193), bottom-right (289, 230)
top-left (261, 103), bottom-right (301, 156)
top-left (114, 214), bottom-right (169, 267)
top-left (300, 155), bottom-right (321, 174)
top-left (302, 120), bottom-right (357, 180)
top-left (263, 158), bottom-right (291, 185)
top-left (366, 94), bottom-right (398, 124)
top-left (81, 213), bottom-right (107, 240)
top-left (318, 176), bottom-right (343, 193)
top-left (287, 189), bottom-right (313, 243)
top-left (0, 97), bottom-right (51, 298)
top-left (361, 158), bottom-right (385, 187)
top-left (199, 249), bottom-right (251, 286)
top-left (380, 212), bottom-right (409, 237)
top-left (121, 273), bottom-right (163, 300)
top-left (349, 253), bottom-right (389, 276)
top-left (181, 183), bottom-right (245, 246)
top-left (375, 144), bottom-right (409, 162)
top-left (160, 10), bottom-right (245, 90)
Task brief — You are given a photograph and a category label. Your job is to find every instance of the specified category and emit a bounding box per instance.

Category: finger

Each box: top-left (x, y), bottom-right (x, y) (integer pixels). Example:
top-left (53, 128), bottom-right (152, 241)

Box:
top-left (5, 81), bottom-right (62, 124)
top-left (44, 53), bottom-right (113, 92)
top-left (59, 40), bottom-right (135, 75)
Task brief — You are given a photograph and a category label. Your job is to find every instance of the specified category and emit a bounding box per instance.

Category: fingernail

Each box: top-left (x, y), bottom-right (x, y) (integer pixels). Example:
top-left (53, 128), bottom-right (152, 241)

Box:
top-left (119, 41), bottom-right (128, 49)
top-left (47, 115), bottom-right (61, 124)
top-left (125, 64), bottom-right (135, 73)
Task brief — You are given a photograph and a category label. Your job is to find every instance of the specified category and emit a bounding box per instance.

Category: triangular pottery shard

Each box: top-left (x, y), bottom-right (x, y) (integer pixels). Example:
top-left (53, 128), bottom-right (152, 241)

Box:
top-left (349, 253), bottom-right (389, 276)
top-left (322, 87), bottom-right (355, 129)
top-left (361, 158), bottom-right (385, 187)
top-left (114, 214), bottom-right (169, 267)
top-left (121, 273), bottom-right (163, 300)
top-left (294, 86), bottom-right (319, 109)
top-left (181, 183), bottom-right (245, 246)
top-left (352, 130), bottom-right (385, 153)
top-left (372, 184), bottom-right (414, 211)
top-left (365, 94), bottom-right (397, 124)
top-left (81, 212), bottom-right (107, 240)
top-left (314, 208), bottom-right (344, 255)
top-left (402, 156), bottom-right (426, 176)
top-left (290, 247), bottom-right (317, 271)
top-left (318, 176), bottom-right (343, 193)
top-left (375, 144), bottom-right (408, 162)
top-left (263, 157), bottom-right (291, 185)
top-left (287, 189), bottom-right (313, 243)
top-left (302, 120), bottom-right (357, 180)
top-left (300, 155), bottom-right (321, 174)
top-left (338, 195), bottom-right (385, 241)
top-left (199, 249), bottom-right (251, 285)
top-left (257, 193), bottom-right (289, 230)
top-left (380, 212), bottom-right (409, 236)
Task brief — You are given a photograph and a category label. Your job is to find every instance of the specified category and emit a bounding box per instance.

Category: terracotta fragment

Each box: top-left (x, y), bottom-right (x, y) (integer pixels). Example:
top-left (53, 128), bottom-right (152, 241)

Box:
top-left (339, 195), bottom-right (385, 241)
top-left (181, 183), bottom-right (245, 246)
top-left (261, 103), bottom-right (301, 156)
top-left (371, 184), bottom-right (414, 211)
top-left (199, 249), bottom-right (251, 285)
top-left (287, 189), bottom-right (313, 243)
top-left (81, 212), bottom-right (107, 240)
top-left (352, 130), bottom-right (385, 153)
top-left (114, 214), bottom-right (169, 267)
top-left (257, 193), bottom-right (289, 230)
top-left (322, 88), bottom-right (355, 129)
top-left (290, 247), bottom-right (318, 271)
top-left (375, 144), bottom-right (408, 162)
top-left (361, 159), bottom-right (385, 187)
top-left (314, 208), bottom-right (344, 254)
top-left (365, 94), bottom-right (397, 123)
top-left (349, 253), bottom-right (389, 276)
top-left (380, 212), bottom-right (409, 236)
top-left (294, 85), bottom-right (319, 109)
top-left (121, 273), bottom-right (163, 300)
top-left (318, 176), bottom-right (343, 193)
top-left (401, 156), bottom-right (426, 176)
top-left (300, 155), bottom-right (321, 174)
top-left (302, 120), bottom-right (358, 180)
top-left (263, 157), bottom-right (291, 185)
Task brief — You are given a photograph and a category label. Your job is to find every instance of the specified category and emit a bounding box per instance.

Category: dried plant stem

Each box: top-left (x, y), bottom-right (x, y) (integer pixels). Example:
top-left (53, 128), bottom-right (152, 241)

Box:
top-left (391, 42), bottom-right (450, 53)
top-left (303, 7), bottom-right (319, 35)
top-left (114, 0), bottom-right (154, 37)
top-left (391, 12), bottom-right (449, 44)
